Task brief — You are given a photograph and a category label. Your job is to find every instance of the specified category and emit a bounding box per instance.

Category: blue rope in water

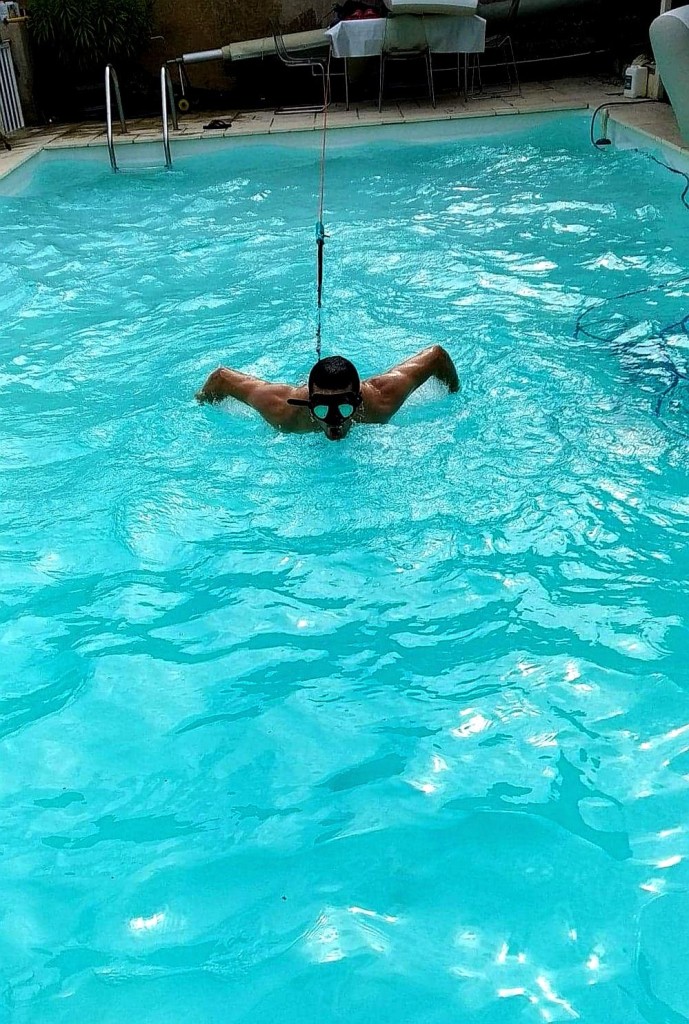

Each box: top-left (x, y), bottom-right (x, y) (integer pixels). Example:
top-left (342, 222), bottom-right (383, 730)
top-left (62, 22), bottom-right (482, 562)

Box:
top-left (574, 147), bottom-right (689, 438)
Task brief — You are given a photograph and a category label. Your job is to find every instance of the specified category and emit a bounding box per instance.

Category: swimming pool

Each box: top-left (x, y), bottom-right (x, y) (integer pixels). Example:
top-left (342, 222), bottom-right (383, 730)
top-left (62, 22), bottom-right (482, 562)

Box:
top-left (1, 110), bottom-right (689, 1023)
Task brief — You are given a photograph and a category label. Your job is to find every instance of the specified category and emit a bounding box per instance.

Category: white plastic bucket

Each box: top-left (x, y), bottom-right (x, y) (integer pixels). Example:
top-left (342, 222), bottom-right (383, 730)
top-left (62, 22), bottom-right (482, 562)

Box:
top-left (624, 65), bottom-right (649, 99)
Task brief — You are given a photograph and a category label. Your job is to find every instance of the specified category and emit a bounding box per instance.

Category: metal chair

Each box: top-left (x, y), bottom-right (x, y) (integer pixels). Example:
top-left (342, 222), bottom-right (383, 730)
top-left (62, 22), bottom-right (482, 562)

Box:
top-left (430, 51), bottom-right (470, 102)
top-left (272, 24), bottom-right (331, 114)
top-left (379, 15), bottom-right (436, 112)
top-left (471, 0), bottom-right (521, 95)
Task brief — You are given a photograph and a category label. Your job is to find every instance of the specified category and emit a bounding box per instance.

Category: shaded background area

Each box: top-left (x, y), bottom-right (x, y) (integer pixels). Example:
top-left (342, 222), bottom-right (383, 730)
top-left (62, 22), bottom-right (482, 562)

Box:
top-left (148, 0), bottom-right (662, 106)
top-left (15, 0), bottom-right (665, 122)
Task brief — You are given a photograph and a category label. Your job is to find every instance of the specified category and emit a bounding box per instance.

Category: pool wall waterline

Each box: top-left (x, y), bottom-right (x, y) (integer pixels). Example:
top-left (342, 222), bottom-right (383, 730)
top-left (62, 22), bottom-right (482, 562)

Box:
top-left (607, 113), bottom-right (689, 178)
top-left (0, 97), bottom-right (598, 186)
top-left (2, 95), bottom-right (685, 194)
top-left (0, 102), bottom-right (595, 192)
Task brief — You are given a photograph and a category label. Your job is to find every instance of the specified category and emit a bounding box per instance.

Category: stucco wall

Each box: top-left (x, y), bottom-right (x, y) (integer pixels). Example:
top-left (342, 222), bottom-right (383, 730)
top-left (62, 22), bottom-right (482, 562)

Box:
top-left (150, 0), bottom-right (601, 68)
top-left (144, 0), bottom-right (643, 96)
top-left (147, 0), bottom-right (332, 89)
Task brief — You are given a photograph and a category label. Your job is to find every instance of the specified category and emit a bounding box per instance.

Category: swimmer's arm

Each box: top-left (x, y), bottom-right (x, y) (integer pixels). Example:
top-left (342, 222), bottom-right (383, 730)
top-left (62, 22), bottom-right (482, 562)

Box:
top-left (195, 367), bottom-right (304, 429)
top-left (363, 345), bottom-right (459, 421)
top-left (196, 367), bottom-right (260, 404)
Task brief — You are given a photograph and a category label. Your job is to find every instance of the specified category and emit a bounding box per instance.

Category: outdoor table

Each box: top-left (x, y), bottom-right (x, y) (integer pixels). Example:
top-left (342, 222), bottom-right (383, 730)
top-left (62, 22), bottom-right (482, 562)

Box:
top-left (326, 14), bottom-right (486, 58)
top-left (325, 14), bottom-right (486, 102)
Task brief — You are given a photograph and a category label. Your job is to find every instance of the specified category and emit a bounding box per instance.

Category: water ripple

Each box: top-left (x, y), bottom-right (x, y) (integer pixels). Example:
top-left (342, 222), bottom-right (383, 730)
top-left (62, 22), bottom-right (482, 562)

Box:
top-left (1, 115), bottom-right (689, 1023)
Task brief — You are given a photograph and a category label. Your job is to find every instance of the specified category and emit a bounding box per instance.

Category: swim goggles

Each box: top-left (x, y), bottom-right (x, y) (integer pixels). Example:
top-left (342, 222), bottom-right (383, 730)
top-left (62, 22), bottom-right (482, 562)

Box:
top-left (287, 391), bottom-right (362, 424)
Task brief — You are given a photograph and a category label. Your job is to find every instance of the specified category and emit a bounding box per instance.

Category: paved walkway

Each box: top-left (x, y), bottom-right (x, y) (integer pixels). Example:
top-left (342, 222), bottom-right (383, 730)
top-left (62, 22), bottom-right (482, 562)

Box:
top-left (0, 74), bottom-right (686, 180)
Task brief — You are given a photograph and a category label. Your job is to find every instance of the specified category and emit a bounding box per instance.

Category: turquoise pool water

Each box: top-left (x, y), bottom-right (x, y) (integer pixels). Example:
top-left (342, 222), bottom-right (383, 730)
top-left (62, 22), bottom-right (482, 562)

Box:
top-left (1, 111), bottom-right (689, 1022)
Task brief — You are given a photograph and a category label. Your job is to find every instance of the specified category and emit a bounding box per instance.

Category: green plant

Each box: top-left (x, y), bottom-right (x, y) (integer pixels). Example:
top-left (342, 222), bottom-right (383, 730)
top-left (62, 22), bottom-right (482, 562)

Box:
top-left (29, 0), bottom-right (153, 75)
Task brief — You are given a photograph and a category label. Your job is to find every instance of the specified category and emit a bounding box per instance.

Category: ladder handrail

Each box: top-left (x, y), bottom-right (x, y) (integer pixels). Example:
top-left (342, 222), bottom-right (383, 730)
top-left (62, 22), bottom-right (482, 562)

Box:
top-left (105, 64), bottom-right (127, 172)
top-left (160, 64), bottom-right (178, 168)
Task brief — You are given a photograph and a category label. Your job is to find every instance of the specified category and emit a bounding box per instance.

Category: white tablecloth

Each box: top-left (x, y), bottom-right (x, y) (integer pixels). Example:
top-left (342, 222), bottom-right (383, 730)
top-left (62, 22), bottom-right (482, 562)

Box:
top-left (326, 15), bottom-right (486, 58)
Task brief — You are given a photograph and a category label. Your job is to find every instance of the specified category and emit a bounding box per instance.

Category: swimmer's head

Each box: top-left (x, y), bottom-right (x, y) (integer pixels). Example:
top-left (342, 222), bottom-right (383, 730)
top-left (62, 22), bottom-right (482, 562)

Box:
top-left (307, 356), bottom-right (362, 441)
top-left (308, 356), bottom-right (360, 395)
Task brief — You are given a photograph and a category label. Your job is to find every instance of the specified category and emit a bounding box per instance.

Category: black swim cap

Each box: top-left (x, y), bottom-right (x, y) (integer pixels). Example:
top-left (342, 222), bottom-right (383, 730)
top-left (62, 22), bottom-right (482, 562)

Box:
top-left (308, 356), bottom-right (361, 393)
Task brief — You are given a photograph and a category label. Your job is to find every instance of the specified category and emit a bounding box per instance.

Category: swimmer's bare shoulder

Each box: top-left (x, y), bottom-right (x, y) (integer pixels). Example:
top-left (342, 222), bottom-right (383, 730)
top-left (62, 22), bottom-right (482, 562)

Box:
top-left (196, 367), bottom-right (313, 432)
top-left (361, 345), bottom-right (459, 423)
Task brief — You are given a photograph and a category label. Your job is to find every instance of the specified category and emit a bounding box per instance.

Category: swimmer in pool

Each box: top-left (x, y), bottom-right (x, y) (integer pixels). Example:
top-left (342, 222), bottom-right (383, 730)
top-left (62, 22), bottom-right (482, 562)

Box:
top-left (196, 345), bottom-right (459, 442)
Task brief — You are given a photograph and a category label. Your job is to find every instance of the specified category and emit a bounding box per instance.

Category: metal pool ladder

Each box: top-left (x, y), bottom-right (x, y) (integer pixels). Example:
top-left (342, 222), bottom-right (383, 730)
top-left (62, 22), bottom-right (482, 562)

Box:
top-left (161, 64), bottom-right (178, 168)
top-left (105, 64), bottom-right (127, 172)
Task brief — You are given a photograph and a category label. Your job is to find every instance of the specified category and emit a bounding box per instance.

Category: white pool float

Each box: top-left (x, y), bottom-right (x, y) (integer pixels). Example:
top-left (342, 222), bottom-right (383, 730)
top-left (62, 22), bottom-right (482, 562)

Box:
top-left (650, 5), bottom-right (689, 144)
top-left (385, 0), bottom-right (478, 14)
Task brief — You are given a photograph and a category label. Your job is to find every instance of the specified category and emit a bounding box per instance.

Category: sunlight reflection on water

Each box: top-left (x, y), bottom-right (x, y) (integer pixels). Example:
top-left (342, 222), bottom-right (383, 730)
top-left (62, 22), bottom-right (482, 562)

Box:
top-left (1, 114), bottom-right (689, 1023)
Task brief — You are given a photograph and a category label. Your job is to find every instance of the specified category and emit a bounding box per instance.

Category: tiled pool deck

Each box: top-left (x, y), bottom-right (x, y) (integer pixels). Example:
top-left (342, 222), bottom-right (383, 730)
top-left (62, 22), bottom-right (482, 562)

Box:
top-left (0, 74), bottom-right (685, 179)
